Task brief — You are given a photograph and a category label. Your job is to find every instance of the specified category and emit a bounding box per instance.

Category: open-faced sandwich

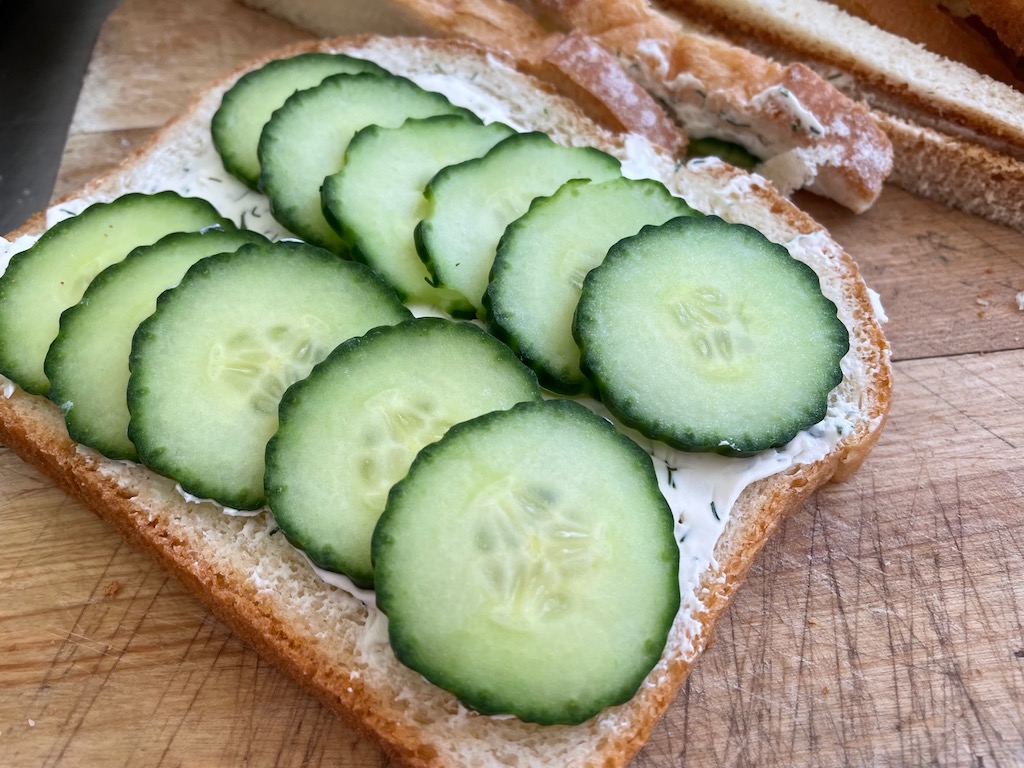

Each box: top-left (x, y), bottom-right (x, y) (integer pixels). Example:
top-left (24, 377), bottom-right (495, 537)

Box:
top-left (0, 32), bottom-right (891, 768)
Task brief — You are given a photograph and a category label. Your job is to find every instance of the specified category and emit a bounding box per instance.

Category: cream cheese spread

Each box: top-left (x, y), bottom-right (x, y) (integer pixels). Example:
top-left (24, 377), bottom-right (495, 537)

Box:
top-left (175, 485), bottom-right (259, 517)
top-left (632, 38), bottom-right (827, 154)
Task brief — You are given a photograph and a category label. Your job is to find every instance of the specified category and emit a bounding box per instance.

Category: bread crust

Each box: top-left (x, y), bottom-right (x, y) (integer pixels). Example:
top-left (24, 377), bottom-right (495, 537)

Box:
top-left (0, 34), bottom-right (891, 768)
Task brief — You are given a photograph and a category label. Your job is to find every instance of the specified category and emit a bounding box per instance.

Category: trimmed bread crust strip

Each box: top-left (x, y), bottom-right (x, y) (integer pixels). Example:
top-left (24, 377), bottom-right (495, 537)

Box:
top-left (660, 0), bottom-right (1024, 149)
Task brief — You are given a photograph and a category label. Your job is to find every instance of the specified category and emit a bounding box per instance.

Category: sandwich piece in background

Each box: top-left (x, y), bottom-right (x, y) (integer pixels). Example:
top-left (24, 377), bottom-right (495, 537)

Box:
top-left (656, 0), bottom-right (1024, 231)
top-left (243, 0), bottom-right (688, 156)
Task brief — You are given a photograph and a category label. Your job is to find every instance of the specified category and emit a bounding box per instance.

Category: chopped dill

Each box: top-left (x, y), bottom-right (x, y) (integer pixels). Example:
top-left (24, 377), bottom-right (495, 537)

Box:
top-left (720, 113), bottom-right (752, 129)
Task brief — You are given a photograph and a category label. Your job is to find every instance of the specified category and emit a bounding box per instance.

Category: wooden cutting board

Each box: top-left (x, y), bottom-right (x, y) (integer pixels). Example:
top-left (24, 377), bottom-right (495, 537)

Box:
top-left (2, 0), bottom-right (1023, 765)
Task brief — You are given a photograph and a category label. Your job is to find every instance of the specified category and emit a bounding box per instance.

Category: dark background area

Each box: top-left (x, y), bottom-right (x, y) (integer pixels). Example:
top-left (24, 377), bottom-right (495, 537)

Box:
top-left (0, 0), bottom-right (122, 234)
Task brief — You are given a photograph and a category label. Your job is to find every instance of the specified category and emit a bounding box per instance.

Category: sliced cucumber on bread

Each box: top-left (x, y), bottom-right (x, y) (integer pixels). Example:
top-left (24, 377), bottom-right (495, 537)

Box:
top-left (266, 317), bottom-right (542, 588)
top-left (321, 114), bottom-right (515, 315)
top-left (258, 71), bottom-right (470, 252)
top-left (212, 52), bottom-right (389, 188)
top-left (127, 240), bottom-right (410, 509)
top-left (415, 131), bottom-right (622, 317)
top-left (0, 192), bottom-right (232, 396)
top-left (487, 176), bottom-right (697, 394)
top-left (574, 215), bottom-right (850, 453)
top-left (45, 228), bottom-right (267, 461)
top-left (373, 398), bottom-right (680, 725)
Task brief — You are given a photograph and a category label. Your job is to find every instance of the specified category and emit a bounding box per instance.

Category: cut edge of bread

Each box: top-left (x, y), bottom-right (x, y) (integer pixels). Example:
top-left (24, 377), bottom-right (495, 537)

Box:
top-left (0, 35), bottom-right (892, 768)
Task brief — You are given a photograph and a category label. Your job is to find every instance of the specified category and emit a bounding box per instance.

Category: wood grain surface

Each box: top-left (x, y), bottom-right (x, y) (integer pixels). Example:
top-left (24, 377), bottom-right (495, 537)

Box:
top-left (1, 1), bottom-right (1023, 766)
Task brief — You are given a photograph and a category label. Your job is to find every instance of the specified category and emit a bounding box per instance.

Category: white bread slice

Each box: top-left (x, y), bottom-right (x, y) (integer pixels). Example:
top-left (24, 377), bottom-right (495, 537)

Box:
top-left (655, 0), bottom-right (1024, 232)
top-left (0, 35), bottom-right (891, 768)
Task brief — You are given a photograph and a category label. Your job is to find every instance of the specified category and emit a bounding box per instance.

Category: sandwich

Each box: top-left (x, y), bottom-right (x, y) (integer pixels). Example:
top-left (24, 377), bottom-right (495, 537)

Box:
top-left (0, 33), bottom-right (892, 768)
top-left (245, 0), bottom-right (1024, 232)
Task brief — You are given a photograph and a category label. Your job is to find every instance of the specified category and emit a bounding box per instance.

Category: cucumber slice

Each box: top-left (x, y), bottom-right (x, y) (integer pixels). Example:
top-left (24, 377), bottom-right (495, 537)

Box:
top-left (266, 317), bottom-right (542, 588)
top-left (45, 228), bottom-right (267, 461)
top-left (374, 398), bottom-right (679, 725)
top-left (258, 72), bottom-right (469, 252)
top-left (487, 177), bottom-right (697, 394)
top-left (128, 241), bottom-right (411, 509)
top-left (212, 52), bottom-right (388, 188)
top-left (321, 115), bottom-right (515, 316)
top-left (574, 215), bottom-right (849, 453)
top-left (415, 132), bottom-right (621, 317)
top-left (686, 136), bottom-right (761, 169)
top-left (0, 192), bottom-right (232, 395)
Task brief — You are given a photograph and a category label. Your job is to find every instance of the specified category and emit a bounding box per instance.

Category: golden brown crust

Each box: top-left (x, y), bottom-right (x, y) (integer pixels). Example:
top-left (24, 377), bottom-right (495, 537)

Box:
top-left (876, 110), bottom-right (1024, 232)
top-left (534, 32), bottom-right (687, 154)
top-left (0, 33), bottom-right (891, 768)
